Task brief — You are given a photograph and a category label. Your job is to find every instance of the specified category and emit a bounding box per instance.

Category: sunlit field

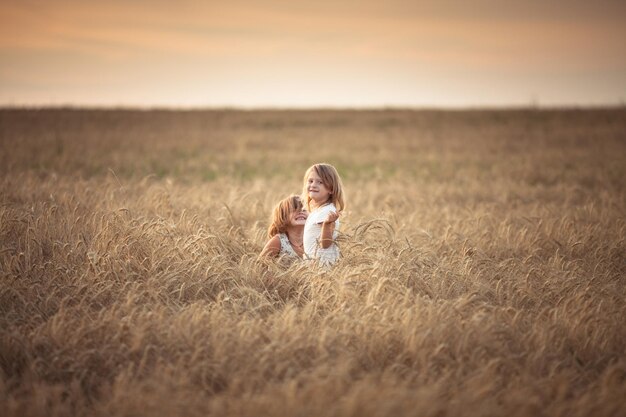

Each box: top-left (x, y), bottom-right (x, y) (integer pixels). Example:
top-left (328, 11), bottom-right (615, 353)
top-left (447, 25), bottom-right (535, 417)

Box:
top-left (1, 108), bottom-right (625, 416)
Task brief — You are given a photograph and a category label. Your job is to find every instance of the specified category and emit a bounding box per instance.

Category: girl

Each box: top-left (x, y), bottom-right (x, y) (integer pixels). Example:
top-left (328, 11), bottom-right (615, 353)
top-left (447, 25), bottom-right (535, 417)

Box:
top-left (302, 163), bottom-right (345, 266)
top-left (259, 195), bottom-right (308, 260)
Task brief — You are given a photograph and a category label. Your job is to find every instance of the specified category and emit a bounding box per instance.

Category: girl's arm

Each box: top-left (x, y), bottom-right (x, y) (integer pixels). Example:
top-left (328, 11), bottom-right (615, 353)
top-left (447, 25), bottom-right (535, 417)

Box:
top-left (259, 235), bottom-right (281, 258)
top-left (320, 211), bottom-right (339, 249)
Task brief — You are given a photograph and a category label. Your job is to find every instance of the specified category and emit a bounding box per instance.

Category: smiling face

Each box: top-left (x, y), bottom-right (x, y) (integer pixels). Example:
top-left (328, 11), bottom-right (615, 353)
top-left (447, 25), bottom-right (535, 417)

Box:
top-left (306, 170), bottom-right (332, 207)
top-left (267, 195), bottom-right (308, 238)
top-left (302, 163), bottom-right (345, 212)
top-left (289, 205), bottom-right (308, 227)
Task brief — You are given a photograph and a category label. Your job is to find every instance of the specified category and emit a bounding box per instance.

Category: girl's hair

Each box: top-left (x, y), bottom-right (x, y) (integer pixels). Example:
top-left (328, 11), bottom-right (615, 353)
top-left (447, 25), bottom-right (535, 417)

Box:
top-left (302, 163), bottom-right (345, 212)
top-left (267, 195), bottom-right (304, 238)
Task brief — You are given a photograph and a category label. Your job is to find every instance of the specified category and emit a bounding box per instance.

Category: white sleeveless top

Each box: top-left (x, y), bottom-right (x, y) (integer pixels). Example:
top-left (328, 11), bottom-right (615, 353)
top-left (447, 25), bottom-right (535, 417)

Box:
top-left (303, 203), bottom-right (340, 266)
top-left (278, 233), bottom-right (299, 259)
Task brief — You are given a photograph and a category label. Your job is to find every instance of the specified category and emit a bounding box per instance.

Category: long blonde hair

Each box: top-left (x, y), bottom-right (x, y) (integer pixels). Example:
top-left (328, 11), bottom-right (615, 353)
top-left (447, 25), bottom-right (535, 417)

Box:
top-left (302, 163), bottom-right (345, 212)
top-left (267, 195), bottom-right (304, 238)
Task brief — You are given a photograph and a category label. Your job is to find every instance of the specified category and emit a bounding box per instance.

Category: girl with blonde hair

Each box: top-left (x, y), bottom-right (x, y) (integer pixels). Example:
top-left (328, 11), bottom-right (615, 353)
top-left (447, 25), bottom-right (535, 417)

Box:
top-left (302, 163), bottom-right (345, 267)
top-left (260, 195), bottom-right (308, 260)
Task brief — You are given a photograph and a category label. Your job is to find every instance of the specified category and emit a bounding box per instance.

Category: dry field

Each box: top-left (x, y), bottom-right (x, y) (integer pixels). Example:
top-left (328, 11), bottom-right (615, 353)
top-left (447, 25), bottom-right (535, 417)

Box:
top-left (1, 108), bottom-right (625, 416)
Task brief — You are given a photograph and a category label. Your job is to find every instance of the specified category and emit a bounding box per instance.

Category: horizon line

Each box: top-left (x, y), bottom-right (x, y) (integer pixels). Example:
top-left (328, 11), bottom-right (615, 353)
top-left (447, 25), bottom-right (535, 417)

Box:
top-left (1, 103), bottom-right (625, 112)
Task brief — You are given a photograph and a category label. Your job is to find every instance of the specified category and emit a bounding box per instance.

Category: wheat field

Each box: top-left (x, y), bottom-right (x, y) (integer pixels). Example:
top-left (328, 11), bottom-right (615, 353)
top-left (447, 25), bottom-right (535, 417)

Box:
top-left (1, 108), bottom-right (625, 416)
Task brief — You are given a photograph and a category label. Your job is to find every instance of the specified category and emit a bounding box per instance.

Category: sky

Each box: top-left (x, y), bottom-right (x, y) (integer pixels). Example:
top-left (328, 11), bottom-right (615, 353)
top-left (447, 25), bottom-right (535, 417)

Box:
top-left (1, 0), bottom-right (625, 108)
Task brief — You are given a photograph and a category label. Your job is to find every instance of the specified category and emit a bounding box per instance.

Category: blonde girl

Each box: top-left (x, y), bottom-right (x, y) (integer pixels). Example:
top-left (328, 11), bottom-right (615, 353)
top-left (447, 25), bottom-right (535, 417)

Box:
top-left (302, 163), bottom-right (345, 266)
top-left (260, 195), bottom-right (308, 260)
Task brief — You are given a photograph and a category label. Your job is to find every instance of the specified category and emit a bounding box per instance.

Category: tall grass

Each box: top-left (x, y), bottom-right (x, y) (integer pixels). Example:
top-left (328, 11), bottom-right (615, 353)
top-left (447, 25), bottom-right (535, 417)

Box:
top-left (1, 108), bottom-right (625, 416)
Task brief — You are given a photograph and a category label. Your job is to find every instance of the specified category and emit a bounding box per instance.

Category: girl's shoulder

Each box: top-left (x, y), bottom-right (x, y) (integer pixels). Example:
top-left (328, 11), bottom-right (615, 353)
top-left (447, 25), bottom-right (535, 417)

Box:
top-left (260, 234), bottom-right (282, 258)
top-left (277, 232), bottom-right (289, 247)
top-left (314, 203), bottom-right (337, 214)
top-left (308, 203), bottom-right (337, 224)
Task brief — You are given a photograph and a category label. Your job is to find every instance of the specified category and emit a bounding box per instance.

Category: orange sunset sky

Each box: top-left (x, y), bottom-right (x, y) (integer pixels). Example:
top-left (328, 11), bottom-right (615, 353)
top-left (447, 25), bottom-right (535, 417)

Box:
top-left (1, 0), bottom-right (625, 108)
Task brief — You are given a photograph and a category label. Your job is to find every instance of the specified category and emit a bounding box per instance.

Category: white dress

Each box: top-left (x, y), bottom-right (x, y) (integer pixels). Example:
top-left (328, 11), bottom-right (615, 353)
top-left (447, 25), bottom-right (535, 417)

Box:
top-left (278, 233), bottom-right (299, 259)
top-left (303, 203), bottom-right (340, 266)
